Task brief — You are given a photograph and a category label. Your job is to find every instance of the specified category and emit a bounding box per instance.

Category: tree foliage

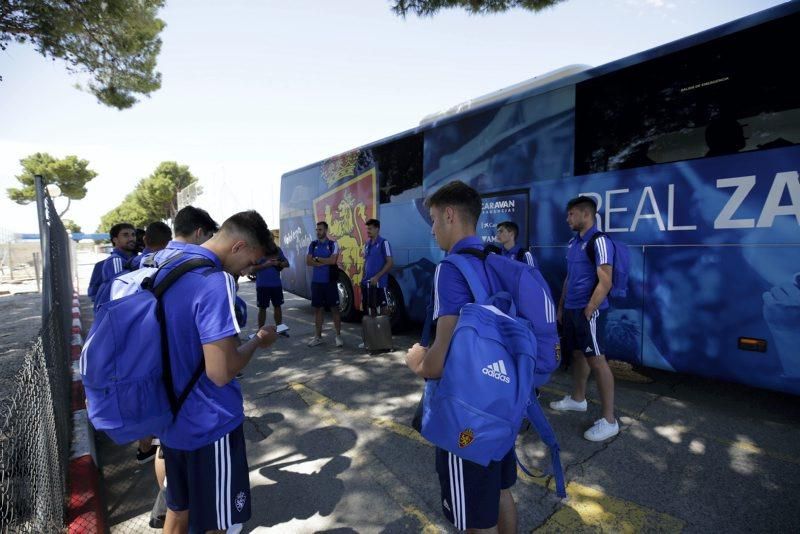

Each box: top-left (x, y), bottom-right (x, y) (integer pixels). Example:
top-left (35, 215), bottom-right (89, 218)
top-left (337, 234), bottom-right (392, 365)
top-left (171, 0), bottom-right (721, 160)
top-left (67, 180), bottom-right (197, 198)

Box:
top-left (98, 161), bottom-right (199, 231)
top-left (6, 152), bottom-right (97, 216)
top-left (0, 0), bottom-right (166, 109)
top-left (62, 219), bottom-right (81, 233)
top-left (391, 0), bottom-right (564, 17)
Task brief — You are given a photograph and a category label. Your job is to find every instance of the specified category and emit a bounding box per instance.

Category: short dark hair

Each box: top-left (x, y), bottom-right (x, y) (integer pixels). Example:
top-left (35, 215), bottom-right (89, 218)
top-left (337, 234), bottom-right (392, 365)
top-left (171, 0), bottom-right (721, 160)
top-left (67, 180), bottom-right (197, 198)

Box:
top-left (316, 221), bottom-right (328, 230)
top-left (567, 195), bottom-right (598, 215)
top-left (173, 206), bottom-right (219, 237)
top-left (144, 221), bottom-right (172, 249)
top-left (109, 223), bottom-right (135, 240)
top-left (424, 180), bottom-right (482, 227)
top-left (496, 221), bottom-right (519, 238)
top-left (220, 210), bottom-right (276, 255)
top-left (365, 219), bottom-right (380, 228)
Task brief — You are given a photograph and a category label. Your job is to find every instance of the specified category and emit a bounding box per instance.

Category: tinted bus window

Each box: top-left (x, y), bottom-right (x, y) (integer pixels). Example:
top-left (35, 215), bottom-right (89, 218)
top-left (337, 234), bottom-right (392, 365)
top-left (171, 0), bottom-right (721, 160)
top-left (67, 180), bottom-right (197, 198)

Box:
top-left (373, 133), bottom-right (424, 204)
top-left (575, 12), bottom-right (800, 175)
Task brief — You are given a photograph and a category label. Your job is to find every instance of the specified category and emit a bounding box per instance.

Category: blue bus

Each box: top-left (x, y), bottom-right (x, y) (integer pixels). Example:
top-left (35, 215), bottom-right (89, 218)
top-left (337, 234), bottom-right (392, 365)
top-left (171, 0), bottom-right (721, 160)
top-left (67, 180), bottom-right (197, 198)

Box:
top-left (279, 2), bottom-right (800, 395)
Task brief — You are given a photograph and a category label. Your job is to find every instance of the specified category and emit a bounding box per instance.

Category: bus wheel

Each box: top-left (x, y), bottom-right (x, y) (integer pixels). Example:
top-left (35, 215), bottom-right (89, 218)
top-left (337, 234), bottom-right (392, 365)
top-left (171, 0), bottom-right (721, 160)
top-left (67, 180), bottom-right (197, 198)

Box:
top-left (386, 277), bottom-right (407, 331)
top-left (337, 270), bottom-right (357, 322)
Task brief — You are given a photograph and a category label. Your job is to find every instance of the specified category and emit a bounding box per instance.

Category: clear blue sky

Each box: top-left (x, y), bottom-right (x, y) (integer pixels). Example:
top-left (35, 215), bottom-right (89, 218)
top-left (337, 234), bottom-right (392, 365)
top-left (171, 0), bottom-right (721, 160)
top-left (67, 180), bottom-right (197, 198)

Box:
top-left (0, 0), bottom-right (785, 234)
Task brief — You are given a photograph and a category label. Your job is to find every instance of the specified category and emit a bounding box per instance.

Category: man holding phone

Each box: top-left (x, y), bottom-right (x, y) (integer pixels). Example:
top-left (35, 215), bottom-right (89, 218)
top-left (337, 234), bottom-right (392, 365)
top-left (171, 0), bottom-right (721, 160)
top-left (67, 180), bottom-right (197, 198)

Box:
top-left (251, 245), bottom-right (290, 331)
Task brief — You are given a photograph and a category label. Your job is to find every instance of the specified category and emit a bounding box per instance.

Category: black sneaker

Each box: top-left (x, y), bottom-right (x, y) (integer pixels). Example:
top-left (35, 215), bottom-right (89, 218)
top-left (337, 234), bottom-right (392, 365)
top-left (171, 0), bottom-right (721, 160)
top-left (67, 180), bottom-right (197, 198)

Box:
top-left (136, 444), bottom-right (158, 464)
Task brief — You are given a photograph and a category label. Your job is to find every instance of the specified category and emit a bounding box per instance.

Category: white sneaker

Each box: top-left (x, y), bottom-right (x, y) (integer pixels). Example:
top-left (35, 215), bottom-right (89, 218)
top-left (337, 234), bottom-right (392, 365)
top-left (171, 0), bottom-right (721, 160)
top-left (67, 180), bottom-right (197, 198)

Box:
top-left (335, 335), bottom-right (344, 347)
top-left (549, 395), bottom-right (588, 412)
top-left (584, 418), bottom-right (619, 442)
top-left (308, 336), bottom-right (324, 347)
top-left (358, 342), bottom-right (366, 349)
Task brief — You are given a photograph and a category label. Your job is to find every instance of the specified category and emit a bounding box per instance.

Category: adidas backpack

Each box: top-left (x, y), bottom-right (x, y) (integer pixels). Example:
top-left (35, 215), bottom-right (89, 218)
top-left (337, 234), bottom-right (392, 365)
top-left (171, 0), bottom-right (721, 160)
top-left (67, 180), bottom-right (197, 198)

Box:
top-left (81, 254), bottom-right (215, 444)
top-left (586, 232), bottom-right (631, 298)
top-left (421, 248), bottom-right (566, 498)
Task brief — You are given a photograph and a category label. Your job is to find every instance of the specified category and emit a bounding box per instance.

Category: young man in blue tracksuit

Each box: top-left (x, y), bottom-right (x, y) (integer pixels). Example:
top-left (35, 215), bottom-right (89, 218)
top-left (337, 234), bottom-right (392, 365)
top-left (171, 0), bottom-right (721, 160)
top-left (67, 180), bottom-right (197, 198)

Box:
top-left (551, 195), bottom-right (619, 442)
top-left (405, 181), bottom-right (518, 533)
top-left (90, 223), bottom-right (138, 311)
top-left (306, 221), bottom-right (342, 347)
top-left (158, 210), bottom-right (279, 533)
top-left (494, 220), bottom-right (536, 267)
top-left (361, 218), bottom-right (394, 316)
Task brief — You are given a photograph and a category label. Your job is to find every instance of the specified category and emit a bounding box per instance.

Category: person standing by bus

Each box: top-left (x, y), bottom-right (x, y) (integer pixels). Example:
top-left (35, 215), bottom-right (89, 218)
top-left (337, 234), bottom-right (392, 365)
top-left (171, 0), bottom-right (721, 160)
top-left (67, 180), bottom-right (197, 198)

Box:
top-left (406, 181), bottom-right (518, 532)
top-left (551, 196), bottom-right (619, 441)
top-left (494, 220), bottom-right (536, 267)
top-left (306, 221), bottom-right (343, 347)
top-left (361, 219), bottom-right (394, 315)
top-left (252, 246), bottom-right (289, 329)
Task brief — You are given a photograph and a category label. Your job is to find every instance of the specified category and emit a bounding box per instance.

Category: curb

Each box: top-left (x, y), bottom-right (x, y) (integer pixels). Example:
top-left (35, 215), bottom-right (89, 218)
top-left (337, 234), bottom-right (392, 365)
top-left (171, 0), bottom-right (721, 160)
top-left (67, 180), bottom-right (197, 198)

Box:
top-left (66, 293), bottom-right (106, 533)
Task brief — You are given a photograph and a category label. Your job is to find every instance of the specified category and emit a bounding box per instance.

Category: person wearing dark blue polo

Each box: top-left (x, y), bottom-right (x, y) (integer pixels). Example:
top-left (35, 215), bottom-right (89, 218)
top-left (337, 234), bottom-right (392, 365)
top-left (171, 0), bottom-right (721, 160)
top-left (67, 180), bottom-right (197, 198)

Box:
top-left (146, 205), bottom-right (218, 529)
top-left (91, 223), bottom-right (138, 311)
top-left (405, 181), bottom-right (518, 532)
top-left (306, 221), bottom-right (342, 347)
top-left (552, 195), bottom-right (619, 442)
top-left (494, 220), bottom-right (536, 267)
top-left (361, 218), bottom-right (394, 316)
top-left (130, 221), bottom-right (172, 270)
top-left (156, 210), bottom-right (278, 533)
top-left (251, 246), bottom-right (289, 328)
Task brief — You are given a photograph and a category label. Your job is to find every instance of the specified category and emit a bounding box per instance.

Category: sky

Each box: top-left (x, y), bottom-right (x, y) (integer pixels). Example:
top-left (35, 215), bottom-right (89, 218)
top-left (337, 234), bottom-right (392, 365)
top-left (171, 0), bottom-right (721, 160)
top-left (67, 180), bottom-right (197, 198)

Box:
top-left (0, 0), bottom-right (787, 235)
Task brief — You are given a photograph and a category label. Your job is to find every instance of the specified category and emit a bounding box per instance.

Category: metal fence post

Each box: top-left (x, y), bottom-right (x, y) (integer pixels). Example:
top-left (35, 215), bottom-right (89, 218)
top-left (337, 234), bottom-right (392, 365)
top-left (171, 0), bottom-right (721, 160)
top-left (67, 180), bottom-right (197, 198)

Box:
top-left (34, 175), bottom-right (51, 319)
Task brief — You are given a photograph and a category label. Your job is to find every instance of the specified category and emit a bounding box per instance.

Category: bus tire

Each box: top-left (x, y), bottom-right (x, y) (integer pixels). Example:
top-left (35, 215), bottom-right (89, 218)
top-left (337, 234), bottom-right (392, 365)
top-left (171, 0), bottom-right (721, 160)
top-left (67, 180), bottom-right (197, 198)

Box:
top-left (337, 270), bottom-right (357, 322)
top-left (386, 276), bottom-right (407, 332)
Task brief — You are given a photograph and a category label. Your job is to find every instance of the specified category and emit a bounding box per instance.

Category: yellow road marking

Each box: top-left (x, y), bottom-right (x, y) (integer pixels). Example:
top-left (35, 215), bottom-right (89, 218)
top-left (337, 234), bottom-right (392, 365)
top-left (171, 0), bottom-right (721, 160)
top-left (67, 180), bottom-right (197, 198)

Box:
top-left (290, 382), bottom-right (685, 533)
top-left (290, 382), bottom-right (431, 447)
top-left (540, 384), bottom-right (800, 467)
top-left (532, 480), bottom-right (684, 533)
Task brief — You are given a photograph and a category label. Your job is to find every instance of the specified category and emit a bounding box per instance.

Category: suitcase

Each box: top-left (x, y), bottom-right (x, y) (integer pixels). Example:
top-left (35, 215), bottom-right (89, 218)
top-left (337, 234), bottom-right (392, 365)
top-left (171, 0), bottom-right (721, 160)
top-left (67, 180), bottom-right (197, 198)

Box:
top-left (362, 314), bottom-right (393, 352)
top-left (361, 285), bottom-right (392, 351)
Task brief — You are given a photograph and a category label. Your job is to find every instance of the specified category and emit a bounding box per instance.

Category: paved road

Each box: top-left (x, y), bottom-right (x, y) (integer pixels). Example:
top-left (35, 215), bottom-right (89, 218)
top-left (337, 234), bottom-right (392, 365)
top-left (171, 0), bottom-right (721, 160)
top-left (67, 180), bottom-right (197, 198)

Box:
top-left (100, 280), bottom-right (800, 533)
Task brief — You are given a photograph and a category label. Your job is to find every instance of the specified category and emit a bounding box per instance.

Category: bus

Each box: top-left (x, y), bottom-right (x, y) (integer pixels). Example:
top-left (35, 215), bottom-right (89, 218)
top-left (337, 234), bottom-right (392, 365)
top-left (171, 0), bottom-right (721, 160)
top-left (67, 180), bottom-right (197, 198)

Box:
top-left (279, 2), bottom-right (800, 395)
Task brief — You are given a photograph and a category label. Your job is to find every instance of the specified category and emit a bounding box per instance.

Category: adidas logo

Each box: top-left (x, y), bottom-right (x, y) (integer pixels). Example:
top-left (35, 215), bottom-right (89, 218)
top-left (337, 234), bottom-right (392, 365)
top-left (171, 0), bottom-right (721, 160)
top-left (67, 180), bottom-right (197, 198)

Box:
top-left (482, 360), bottom-right (511, 383)
top-left (585, 346), bottom-right (593, 353)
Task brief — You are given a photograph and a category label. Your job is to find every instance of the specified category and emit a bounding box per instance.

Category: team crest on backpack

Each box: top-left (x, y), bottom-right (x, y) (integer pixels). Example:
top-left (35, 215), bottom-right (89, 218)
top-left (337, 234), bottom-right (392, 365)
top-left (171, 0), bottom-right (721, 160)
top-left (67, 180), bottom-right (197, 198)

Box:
top-left (458, 428), bottom-right (475, 448)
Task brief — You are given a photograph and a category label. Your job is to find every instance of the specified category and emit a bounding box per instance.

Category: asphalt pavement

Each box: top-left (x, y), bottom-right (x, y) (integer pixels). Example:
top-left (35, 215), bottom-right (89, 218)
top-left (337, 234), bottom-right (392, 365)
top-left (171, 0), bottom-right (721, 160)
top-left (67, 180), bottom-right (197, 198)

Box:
top-left (97, 279), bottom-right (800, 533)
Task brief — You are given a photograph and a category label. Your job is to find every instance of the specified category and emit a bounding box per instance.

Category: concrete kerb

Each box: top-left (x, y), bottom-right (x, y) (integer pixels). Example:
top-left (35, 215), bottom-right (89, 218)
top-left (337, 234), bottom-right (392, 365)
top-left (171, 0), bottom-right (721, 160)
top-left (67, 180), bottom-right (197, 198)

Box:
top-left (66, 292), bottom-right (106, 533)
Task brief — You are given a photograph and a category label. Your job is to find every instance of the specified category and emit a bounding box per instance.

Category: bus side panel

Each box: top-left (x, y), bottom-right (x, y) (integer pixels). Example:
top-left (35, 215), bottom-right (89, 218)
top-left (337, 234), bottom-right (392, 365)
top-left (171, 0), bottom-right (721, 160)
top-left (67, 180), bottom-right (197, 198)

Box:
top-left (279, 214), bottom-right (316, 299)
top-left (378, 199), bottom-right (441, 323)
top-left (643, 245), bottom-right (800, 395)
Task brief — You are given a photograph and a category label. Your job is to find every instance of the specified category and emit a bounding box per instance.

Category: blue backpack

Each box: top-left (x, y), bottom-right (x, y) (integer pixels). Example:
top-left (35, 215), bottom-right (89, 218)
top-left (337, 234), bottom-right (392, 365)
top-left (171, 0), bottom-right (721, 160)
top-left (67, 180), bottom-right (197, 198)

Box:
top-left (92, 255), bottom-right (137, 312)
top-left (421, 248), bottom-right (566, 498)
top-left (586, 232), bottom-right (631, 298)
top-left (80, 255), bottom-right (215, 444)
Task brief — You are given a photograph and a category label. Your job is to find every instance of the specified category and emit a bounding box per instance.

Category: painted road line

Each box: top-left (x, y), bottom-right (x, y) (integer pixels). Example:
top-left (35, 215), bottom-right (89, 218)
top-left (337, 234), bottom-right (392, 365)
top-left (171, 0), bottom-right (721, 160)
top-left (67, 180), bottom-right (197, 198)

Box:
top-left (289, 383), bottom-right (441, 532)
top-left (291, 383), bottom-right (684, 533)
top-left (540, 384), bottom-right (800, 467)
top-left (290, 382), bottom-right (431, 447)
top-left (531, 477), bottom-right (685, 533)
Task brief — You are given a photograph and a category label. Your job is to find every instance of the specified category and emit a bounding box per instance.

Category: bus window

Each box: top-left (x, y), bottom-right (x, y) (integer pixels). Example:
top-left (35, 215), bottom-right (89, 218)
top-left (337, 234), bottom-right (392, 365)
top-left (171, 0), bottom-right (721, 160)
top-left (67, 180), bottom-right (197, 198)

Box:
top-left (372, 133), bottom-right (424, 204)
top-left (575, 12), bottom-right (800, 175)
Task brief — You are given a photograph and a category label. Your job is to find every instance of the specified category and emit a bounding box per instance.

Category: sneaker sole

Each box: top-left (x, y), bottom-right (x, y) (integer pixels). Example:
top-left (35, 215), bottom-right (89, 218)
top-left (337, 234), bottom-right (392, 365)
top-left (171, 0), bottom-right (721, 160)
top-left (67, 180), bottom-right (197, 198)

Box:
top-left (549, 404), bottom-right (588, 412)
top-left (583, 429), bottom-right (620, 442)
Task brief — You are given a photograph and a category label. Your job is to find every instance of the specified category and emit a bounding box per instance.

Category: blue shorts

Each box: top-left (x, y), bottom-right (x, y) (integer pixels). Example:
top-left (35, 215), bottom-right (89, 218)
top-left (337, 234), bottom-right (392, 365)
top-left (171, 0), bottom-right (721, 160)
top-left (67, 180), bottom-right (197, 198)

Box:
top-left (361, 285), bottom-right (388, 309)
top-left (311, 282), bottom-right (339, 310)
top-left (162, 425), bottom-right (251, 531)
top-left (257, 286), bottom-right (284, 308)
top-left (563, 308), bottom-right (605, 357)
top-left (435, 447), bottom-right (517, 530)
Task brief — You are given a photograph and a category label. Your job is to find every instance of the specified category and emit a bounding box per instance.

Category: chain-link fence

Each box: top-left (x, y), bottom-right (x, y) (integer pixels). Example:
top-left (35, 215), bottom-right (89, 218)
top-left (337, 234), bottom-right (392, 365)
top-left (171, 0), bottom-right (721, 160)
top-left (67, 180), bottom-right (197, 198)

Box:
top-left (0, 178), bottom-right (75, 532)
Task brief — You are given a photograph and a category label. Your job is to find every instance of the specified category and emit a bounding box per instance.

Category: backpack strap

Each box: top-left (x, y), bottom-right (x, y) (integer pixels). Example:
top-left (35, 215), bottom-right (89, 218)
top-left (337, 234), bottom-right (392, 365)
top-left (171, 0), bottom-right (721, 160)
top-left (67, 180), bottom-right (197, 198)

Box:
top-left (152, 257), bottom-right (217, 420)
top-left (584, 231), bottom-right (608, 267)
top-left (518, 399), bottom-right (567, 499)
top-left (443, 253), bottom-right (489, 304)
